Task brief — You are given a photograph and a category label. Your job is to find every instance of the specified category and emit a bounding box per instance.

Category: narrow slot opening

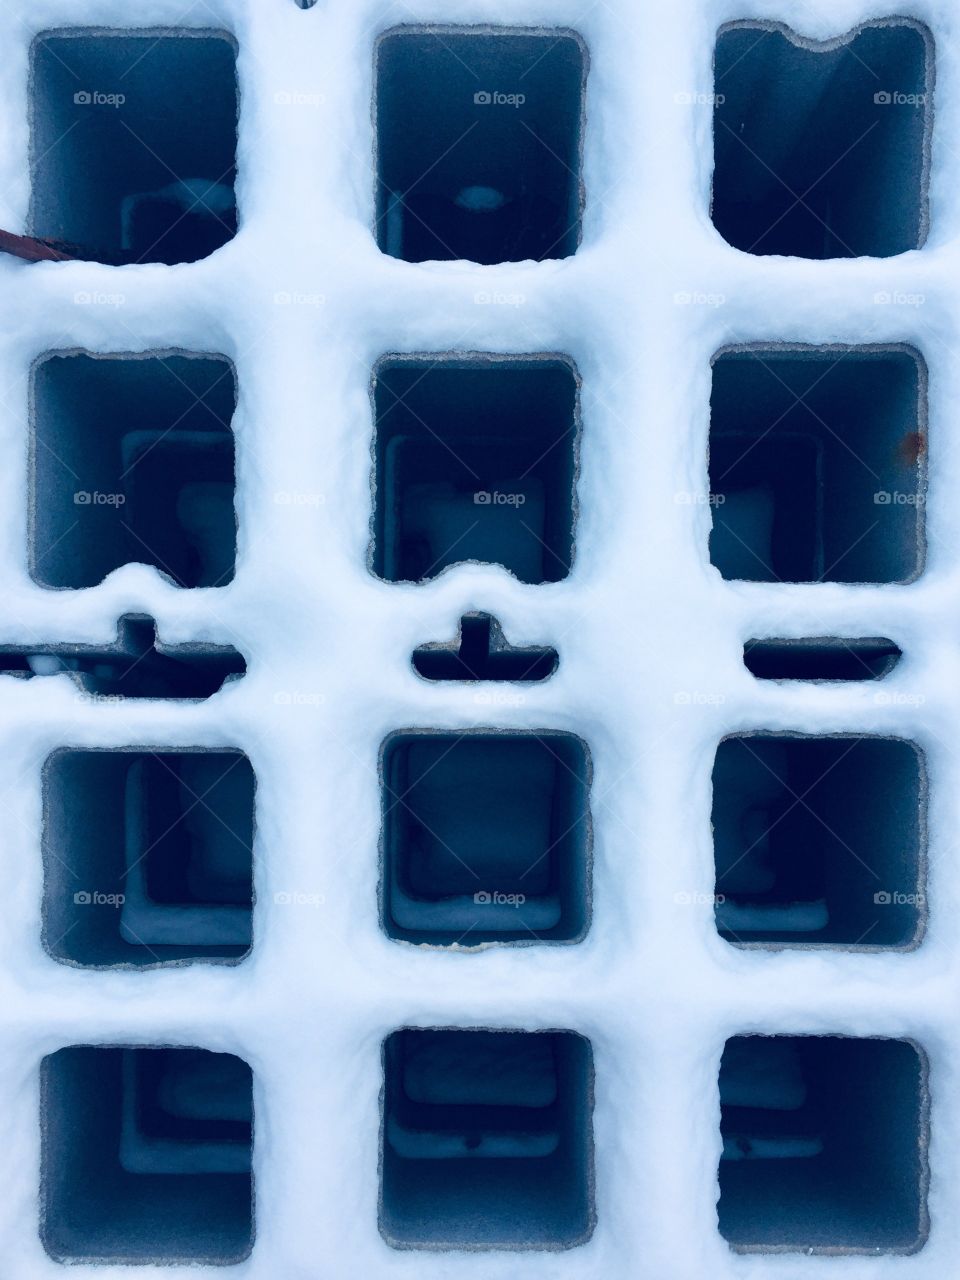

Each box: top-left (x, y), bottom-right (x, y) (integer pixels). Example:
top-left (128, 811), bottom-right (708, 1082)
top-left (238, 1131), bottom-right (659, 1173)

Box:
top-left (712, 734), bottom-right (924, 948)
top-left (380, 1028), bottom-right (594, 1248)
top-left (372, 355), bottom-right (579, 584)
top-left (32, 351), bottom-right (237, 590)
top-left (412, 613), bottom-right (558, 682)
top-left (712, 20), bottom-right (931, 258)
top-left (718, 1035), bottom-right (927, 1252)
top-left (43, 749), bottom-right (255, 967)
top-left (375, 27), bottom-right (586, 264)
top-left (709, 346), bottom-right (925, 584)
top-left (31, 30), bottom-right (238, 265)
top-left (41, 1045), bottom-right (254, 1263)
top-left (0, 614), bottom-right (244, 699)
top-left (381, 731), bottom-right (590, 946)
top-left (744, 637), bottom-right (901, 682)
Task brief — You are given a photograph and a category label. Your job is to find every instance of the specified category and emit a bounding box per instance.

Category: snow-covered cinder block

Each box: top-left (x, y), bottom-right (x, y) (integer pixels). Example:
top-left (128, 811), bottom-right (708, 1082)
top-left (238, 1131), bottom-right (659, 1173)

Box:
top-left (0, 0), bottom-right (956, 1275)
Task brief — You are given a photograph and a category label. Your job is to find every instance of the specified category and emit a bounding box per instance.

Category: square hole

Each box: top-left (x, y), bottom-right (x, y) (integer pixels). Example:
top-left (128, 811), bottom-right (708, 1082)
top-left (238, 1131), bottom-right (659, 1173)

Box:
top-left (708, 346), bottom-right (925, 584)
top-left (380, 1028), bottom-right (594, 1249)
top-left (42, 1045), bottom-right (254, 1263)
top-left (31, 30), bottom-right (238, 265)
top-left (43, 749), bottom-right (255, 967)
top-left (718, 1035), bottom-right (928, 1252)
top-left (31, 351), bottom-right (237, 589)
top-left (375, 27), bottom-right (586, 263)
top-left (381, 731), bottom-right (591, 946)
top-left (712, 20), bottom-right (931, 258)
top-left (372, 355), bottom-right (579, 584)
top-left (713, 734), bottom-right (924, 949)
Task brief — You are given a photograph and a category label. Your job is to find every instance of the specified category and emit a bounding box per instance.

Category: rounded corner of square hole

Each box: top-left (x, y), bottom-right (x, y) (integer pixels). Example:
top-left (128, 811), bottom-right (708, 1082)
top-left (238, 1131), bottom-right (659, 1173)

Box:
top-left (40, 1044), bottom-right (254, 1264)
top-left (30, 350), bottom-right (238, 590)
top-left (711, 19), bottom-right (932, 260)
top-left (42, 747), bottom-right (255, 968)
top-left (379, 1026), bottom-right (595, 1249)
top-left (712, 733), bottom-right (925, 950)
top-left (381, 729), bottom-right (591, 946)
top-left (718, 1033), bottom-right (928, 1254)
top-left (708, 345), bottom-right (926, 584)
top-left (30, 28), bottom-right (239, 266)
top-left (374, 27), bottom-right (587, 264)
top-left (371, 354), bottom-right (580, 585)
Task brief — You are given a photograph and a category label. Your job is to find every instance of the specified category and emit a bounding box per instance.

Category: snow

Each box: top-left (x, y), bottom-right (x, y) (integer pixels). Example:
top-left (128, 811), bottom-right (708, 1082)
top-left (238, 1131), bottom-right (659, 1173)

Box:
top-left (0, 0), bottom-right (953, 1275)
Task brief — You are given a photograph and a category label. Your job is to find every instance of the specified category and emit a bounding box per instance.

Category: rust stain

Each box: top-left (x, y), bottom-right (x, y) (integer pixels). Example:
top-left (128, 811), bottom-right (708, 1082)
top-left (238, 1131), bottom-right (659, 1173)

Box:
top-left (897, 430), bottom-right (925, 468)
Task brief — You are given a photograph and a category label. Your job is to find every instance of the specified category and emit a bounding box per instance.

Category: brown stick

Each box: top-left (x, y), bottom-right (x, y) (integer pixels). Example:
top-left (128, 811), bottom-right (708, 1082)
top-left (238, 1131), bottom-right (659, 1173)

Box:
top-left (0, 228), bottom-right (74, 262)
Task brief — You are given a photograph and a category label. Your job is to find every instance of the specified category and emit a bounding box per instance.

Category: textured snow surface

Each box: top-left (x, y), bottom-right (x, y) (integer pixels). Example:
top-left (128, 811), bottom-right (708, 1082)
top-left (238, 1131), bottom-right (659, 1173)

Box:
top-left (0, 0), bottom-right (957, 1276)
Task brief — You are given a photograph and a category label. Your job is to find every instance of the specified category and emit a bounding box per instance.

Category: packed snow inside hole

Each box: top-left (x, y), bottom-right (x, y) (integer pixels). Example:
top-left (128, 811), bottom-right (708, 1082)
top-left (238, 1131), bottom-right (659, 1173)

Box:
top-left (412, 613), bottom-right (558, 682)
top-left (718, 1035), bottom-right (927, 1252)
top-left (43, 749), bottom-right (254, 967)
top-left (375, 27), bottom-right (586, 263)
top-left (380, 1029), bottom-right (594, 1248)
top-left (712, 734), bottom-right (924, 949)
top-left (708, 346), bottom-right (925, 584)
top-left (712, 20), bottom-right (931, 258)
top-left (743, 637), bottom-right (902, 682)
top-left (31, 30), bottom-right (238, 264)
top-left (0, 614), bottom-right (245, 699)
top-left (382, 731), bottom-right (590, 946)
top-left (32, 351), bottom-right (237, 589)
top-left (41, 1046), bottom-right (253, 1263)
top-left (372, 356), bottom-right (579, 584)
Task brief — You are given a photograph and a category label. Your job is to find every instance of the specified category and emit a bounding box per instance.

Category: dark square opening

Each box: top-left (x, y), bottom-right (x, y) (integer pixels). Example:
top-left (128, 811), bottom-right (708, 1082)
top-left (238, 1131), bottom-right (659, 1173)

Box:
top-left (31, 29), bottom-right (238, 265)
top-left (718, 1035), bottom-right (928, 1252)
top-left (382, 731), bottom-right (590, 946)
top-left (712, 20), bottom-right (931, 258)
top-left (42, 1045), bottom-right (253, 1263)
top-left (372, 355), bottom-right (579, 584)
top-left (380, 1028), bottom-right (594, 1249)
top-left (713, 734), bottom-right (924, 949)
top-left (43, 748), bottom-right (255, 967)
top-left (31, 351), bottom-right (237, 590)
top-left (375, 27), bottom-right (586, 263)
top-left (709, 346), bottom-right (925, 584)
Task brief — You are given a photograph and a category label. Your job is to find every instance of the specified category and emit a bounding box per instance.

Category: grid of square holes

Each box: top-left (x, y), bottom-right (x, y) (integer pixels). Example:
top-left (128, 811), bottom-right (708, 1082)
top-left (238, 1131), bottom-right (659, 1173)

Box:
top-left (1, 0), bottom-right (958, 1275)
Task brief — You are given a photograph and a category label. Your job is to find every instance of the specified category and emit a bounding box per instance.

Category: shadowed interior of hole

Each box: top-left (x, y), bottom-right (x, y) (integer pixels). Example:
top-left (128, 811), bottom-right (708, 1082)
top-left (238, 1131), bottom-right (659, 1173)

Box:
top-left (42, 750), bottom-right (254, 967)
top-left (30, 31), bottom-right (238, 264)
top-left (712, 22), bottom-right (930, 258)
top-left (373, 358), bottom-right (578, 584)
top-left (41, 1046), bottom-right (254, 1263)
top-left (382, 732), bottom-right (590, 945)
top-left (412, 614), bottom-right (559, 681)
top-left (380, 1029), bottom-right (594, 1247)
top-left (718, 1036), bottom-right (926, 1252)
top-left (743, 637), bottom-right (902, 682)
top-left (0, 615), bottom-right (245, 698)
top-left (375, 29), bottom-right (585, 264)
top-left (32, 352), bottom-right (237, 590)
top-left (708, 348), bottom-right (924, 584)
top-left (712, 736), bottom-right (923, 948)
